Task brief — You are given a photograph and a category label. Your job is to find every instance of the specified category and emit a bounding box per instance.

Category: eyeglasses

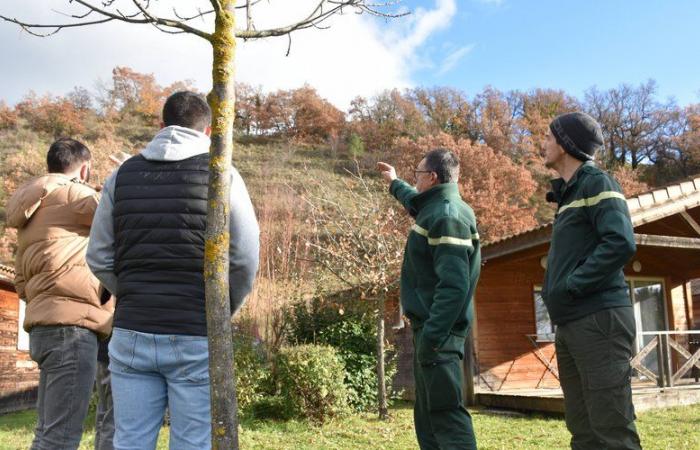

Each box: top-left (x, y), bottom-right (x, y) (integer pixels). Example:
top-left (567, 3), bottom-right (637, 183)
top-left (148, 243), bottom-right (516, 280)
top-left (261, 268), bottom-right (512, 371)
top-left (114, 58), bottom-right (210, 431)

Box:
top-left (414, 169), bottom-right (433, 178)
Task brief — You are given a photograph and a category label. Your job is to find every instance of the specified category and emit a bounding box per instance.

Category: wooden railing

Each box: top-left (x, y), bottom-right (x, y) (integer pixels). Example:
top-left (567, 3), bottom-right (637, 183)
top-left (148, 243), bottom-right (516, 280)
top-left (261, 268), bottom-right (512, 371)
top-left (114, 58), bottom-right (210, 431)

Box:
top-left (631, 331), bottom-right (700, 388)
top-left (524, 331), bottom-right (700, 390)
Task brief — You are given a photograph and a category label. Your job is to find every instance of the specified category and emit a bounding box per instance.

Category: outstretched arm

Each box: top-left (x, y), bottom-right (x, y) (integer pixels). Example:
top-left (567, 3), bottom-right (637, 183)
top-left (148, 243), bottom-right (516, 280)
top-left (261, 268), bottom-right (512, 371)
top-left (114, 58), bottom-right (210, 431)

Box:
top-left (377, 162), bottom-right (418, 212)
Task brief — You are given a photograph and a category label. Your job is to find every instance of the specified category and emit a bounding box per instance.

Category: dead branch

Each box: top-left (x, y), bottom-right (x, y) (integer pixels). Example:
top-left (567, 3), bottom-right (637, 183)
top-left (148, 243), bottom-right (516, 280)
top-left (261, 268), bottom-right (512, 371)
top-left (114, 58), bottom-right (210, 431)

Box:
top-left (2, 0), bottom-right (407, 43)
top-left (1, 0), bottom-right (212, 40)
top-left (235, 0), bottom-right (407, 39)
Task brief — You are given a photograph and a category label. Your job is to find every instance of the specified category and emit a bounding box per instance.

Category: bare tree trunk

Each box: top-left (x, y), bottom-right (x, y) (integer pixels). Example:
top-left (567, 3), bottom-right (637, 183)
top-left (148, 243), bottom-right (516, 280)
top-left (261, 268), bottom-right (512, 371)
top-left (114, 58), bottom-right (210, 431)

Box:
top-left (205, 3), bottom-right (239, 449)
top-left (377, 295), bottom-right (388, 420)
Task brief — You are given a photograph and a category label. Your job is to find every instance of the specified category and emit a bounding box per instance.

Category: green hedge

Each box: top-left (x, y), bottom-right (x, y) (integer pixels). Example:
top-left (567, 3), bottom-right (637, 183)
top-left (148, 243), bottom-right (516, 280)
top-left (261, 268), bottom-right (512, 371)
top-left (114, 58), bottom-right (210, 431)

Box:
top-left (286, 298), bottom-right (397, 412)
top-left (233, 333), bottom-right (271, 411)
top-left (275, 344), bottom-right (349, 422)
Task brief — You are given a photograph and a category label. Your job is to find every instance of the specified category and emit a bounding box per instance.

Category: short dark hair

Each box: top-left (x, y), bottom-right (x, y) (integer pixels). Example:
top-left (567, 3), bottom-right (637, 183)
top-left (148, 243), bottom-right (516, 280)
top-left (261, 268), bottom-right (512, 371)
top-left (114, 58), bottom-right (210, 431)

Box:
top-left (424, 148), bottom-right (459, 183)
top-left (162, 91), bottom-right (212, 131)
top-left (46, 138), bottom-right (91, 173)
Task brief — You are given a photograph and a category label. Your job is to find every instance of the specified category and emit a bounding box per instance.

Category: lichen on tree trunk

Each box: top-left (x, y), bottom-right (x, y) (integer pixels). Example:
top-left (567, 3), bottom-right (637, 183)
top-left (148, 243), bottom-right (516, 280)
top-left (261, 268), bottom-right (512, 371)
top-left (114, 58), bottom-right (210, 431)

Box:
top-left (205, 2), bottom-right (239, 449)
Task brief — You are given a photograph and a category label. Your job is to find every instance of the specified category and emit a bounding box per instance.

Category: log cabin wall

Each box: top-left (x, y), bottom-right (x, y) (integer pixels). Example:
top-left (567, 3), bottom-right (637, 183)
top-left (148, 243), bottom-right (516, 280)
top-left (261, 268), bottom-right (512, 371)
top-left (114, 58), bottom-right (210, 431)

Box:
top-left (0, 279), bottom-right (39, 413)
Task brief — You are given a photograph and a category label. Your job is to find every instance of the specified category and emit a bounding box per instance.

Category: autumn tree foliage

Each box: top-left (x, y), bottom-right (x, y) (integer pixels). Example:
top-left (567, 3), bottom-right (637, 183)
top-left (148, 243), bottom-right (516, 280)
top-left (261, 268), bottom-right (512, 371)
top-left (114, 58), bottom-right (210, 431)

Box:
top-left (15, 92), bottom-right (88, 138)
top-left (348, 89), bottom-right (428, 152)
top-left (235, 84), bottom-right (345, 144)
top-left (96, 67), bottom-right (195, 144)
top-left (0, 101), bottom-right (18, 130)
top-left (666, 105), bottom-right (700, 179)
top-left (610, 165), bottom-right (650, 197)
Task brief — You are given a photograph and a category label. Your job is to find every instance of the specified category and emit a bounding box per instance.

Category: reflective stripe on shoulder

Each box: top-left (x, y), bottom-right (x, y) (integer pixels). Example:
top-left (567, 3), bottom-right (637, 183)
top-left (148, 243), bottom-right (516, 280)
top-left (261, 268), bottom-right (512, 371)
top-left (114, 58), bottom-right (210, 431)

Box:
top-left (412, 224), bottom-right (429, 237)
top-left (428, 236), bottom-right (473, 247)
top-left (558, 191), bottom-right (626, 214)
top-left (411, 224), bottom-right (478, 247)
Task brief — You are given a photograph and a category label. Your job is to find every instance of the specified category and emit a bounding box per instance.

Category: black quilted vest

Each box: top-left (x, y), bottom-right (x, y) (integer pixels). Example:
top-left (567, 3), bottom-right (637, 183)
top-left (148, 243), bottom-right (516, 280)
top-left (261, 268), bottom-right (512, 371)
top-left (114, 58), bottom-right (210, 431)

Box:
top-left (112, 153), bottom-right (209, 335)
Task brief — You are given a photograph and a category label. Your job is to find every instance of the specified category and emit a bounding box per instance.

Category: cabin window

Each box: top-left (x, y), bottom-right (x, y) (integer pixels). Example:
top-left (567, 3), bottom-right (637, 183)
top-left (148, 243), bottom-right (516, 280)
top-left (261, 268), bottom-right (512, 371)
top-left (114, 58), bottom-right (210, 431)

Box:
top-left (533, 287), bottom-right (555, 342)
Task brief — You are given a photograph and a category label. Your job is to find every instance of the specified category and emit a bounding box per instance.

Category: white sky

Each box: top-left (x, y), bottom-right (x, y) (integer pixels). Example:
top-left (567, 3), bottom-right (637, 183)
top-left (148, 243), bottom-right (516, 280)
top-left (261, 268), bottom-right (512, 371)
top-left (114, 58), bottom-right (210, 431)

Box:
top-left (0, 0), bottom-right (458, 109)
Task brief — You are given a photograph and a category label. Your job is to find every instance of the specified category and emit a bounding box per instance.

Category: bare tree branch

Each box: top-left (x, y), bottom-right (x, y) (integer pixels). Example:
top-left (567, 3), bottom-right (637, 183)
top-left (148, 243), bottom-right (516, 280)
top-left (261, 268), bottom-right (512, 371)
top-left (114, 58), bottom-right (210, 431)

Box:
top-left (2, 1), bottom-right (406, 44)
top-left (0, 14), bottom-right (113, 37)
top-left (1, 0), bottom-right (212, 40)
top-left (235, 0), bottom-right (407, 39)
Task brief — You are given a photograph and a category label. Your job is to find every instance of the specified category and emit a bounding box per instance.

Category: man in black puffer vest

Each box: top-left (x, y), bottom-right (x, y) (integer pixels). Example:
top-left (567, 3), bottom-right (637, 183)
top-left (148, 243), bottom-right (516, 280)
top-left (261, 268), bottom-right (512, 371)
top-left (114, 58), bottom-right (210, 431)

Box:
top-left (87, 91), bottom-right (259, 450)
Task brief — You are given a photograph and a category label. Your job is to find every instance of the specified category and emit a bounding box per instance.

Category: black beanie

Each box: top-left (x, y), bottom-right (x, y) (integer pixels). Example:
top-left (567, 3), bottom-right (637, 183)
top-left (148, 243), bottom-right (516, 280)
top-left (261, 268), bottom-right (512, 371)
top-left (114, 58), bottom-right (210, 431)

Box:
top-left (549, 112), bottom-right (604, 161)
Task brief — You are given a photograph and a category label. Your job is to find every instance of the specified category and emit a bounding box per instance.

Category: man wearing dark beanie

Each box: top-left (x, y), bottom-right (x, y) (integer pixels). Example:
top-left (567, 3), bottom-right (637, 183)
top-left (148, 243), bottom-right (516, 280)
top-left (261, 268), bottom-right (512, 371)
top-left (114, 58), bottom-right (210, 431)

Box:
top-left (542, 112), bottom-right (642, 449)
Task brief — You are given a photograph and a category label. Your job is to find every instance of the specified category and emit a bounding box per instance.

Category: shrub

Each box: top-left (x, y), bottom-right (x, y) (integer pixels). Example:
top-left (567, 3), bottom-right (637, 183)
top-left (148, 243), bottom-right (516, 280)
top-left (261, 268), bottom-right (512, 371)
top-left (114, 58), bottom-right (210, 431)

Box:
top-left (275, 344), bottom-right (348, 422)
top-left (233, 332), bottom-right (272, 412)
top-left (286, 297), bottom-right (397, 412)
top-left (321, 319), bottom-right (398, 412)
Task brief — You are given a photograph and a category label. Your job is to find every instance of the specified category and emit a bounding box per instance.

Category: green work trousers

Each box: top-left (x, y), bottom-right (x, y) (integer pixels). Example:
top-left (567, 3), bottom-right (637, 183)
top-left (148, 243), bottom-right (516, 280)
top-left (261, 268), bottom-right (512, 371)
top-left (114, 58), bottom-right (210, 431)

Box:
top-left (556, 306), bottom-right (642, 450)
top-left (413, 328), bottom-right (477, 450)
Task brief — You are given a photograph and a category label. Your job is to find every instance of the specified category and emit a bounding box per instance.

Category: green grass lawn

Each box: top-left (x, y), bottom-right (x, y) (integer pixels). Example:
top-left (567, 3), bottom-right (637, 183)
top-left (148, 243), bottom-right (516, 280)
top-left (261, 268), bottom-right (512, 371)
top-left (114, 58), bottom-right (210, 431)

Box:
top-left (1, 402), bottom-right (698, 450)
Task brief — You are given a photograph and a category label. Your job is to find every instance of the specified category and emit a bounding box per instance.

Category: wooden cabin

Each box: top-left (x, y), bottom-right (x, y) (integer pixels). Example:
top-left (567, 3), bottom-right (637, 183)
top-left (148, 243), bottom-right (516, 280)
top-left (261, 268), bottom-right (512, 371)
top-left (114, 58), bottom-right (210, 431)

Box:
top-left (0, 264), bottom-right (39, 414)
top-left (476, 178), bottom-right (700, 394)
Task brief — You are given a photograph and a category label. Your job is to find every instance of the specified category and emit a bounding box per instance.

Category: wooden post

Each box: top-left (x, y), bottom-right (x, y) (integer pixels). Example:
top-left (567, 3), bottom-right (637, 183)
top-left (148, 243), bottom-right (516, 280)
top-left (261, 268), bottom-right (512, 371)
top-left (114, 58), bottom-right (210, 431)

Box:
top-left (663, 334), bottom-right (675, 388)
top-left (376, 295), bottom-right (388, 419)
top-left (655, 333), bottom-right (666, 388)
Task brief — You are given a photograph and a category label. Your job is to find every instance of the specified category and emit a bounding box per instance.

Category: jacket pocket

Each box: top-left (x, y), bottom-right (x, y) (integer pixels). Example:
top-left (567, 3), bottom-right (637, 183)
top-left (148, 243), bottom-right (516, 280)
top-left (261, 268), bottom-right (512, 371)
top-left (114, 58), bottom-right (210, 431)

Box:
top-left (438, 333), bottom-right (466, 359)
top-left (565, 258), bottom-right (588, 298)
top-left (422, 355), bottom-right (463, 412)
top-left (549, 277), bottom-right (575, 307)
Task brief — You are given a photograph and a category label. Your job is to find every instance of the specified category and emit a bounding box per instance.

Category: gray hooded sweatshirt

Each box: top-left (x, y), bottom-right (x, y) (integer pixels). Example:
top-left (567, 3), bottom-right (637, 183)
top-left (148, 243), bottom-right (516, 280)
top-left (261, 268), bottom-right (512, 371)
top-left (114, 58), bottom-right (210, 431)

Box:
top-left (87, 125), bottom-right (259, 315)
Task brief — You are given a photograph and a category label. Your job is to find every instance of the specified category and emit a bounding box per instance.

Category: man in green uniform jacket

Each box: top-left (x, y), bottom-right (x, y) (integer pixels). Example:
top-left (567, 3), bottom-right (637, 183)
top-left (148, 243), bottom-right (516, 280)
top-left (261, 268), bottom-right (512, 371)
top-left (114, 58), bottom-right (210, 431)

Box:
top-left (542, 112), bottom-right (642, 450)
top-left (378, 149), bottom-right (480, 450)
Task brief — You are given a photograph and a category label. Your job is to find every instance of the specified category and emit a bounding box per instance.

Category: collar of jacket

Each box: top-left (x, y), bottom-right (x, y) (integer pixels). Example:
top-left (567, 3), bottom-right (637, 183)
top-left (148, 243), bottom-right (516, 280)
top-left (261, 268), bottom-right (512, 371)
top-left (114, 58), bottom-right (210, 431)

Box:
top-left (409, 182), bottom-right (461, 214)
top-left (548, 161), bottom-right (595, 204)
top-left (49, 173), bottom-right (81, 184)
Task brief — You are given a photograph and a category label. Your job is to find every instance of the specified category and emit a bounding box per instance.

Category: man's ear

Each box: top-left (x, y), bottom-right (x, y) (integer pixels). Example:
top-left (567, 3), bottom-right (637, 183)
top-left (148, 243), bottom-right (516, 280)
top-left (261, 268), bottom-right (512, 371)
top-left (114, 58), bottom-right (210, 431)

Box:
top-left (431, 171), bottom-right (440, 186)
top-left (204, 126), bottom-right (212, 137)
top-left (80, 162), bottom-right (90, 181)
top-left (160, 121), bottom-right (166, 129)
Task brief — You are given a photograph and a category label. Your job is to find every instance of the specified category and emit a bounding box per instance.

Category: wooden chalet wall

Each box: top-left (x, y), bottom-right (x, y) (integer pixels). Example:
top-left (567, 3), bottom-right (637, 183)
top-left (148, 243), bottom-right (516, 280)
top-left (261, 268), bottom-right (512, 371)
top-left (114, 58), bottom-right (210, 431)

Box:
top-left (0, 281), bottom-right (39, 413)
top-left (475, 248), bottom-right (559, 392)
top-left (475, 241), bottom-right (699, 392)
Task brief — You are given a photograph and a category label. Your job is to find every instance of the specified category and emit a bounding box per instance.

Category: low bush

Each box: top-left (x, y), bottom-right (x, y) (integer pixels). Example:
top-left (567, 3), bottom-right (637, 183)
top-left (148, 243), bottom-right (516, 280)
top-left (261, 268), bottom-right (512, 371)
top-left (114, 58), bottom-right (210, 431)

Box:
top-left (286, 297), bottom-right (397, 412)
top-left (275, 344), bottom-right (348, 423)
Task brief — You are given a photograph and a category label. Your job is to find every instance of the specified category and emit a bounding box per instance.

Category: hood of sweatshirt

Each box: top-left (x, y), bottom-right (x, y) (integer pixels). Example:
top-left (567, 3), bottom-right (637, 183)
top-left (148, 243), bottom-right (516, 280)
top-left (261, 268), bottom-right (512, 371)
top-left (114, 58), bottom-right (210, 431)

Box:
top-left (140, 125), bottom-right (211, 162)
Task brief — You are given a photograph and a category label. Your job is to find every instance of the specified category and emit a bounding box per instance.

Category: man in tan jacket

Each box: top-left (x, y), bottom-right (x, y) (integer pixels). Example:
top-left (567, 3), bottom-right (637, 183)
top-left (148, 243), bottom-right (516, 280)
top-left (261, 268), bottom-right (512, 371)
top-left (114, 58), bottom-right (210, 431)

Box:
top-left (6, 138), bottom-right (113, 450)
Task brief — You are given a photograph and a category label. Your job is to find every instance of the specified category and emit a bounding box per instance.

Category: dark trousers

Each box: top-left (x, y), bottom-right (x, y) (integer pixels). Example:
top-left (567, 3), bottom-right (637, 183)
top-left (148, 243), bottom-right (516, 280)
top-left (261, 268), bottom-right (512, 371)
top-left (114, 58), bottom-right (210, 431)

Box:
top-left (413, 328), bottom-right (477, 450)
top-left (95, 360), bottom-right (115, 450)
top-left (556, 306), bottom-right (642, 450)
top-left (29, 326), bottom-right (98, 450)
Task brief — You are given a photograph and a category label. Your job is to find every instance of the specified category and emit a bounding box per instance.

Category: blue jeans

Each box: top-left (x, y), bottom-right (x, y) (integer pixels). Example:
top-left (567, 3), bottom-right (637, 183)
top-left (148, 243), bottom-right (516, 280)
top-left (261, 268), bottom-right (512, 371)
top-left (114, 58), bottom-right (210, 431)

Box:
top-left (108, 328), bottom-right (211, 450)
top-left (95, 360), bottom-right (114, 450)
